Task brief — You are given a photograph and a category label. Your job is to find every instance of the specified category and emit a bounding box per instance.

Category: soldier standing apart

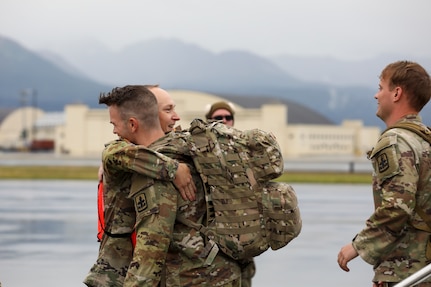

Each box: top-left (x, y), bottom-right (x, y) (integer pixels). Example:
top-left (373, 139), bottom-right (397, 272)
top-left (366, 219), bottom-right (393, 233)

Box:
top-left (206, 100), bottom-right (256, 287)
top-left (205, 101), bottom-right (236, 127)
top-left (337, 61), bottom-right (431, 287)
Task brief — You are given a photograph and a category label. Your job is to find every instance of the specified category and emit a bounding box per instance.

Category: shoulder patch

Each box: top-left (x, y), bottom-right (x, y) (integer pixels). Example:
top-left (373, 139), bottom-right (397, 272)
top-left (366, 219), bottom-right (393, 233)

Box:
top-left (129, 174), bottom-right (156, 215)
top-left (376, 152), bottom-right (390, 173)
top-left (369, 134), bottom-right (401, 181)
top-left (135, 194), bottom-right (148, 213)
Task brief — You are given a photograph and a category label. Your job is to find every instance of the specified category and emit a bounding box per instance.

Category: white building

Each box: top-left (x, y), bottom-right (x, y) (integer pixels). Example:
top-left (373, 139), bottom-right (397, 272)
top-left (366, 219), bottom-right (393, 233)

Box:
top-left (0, 90), bottom-right (381, 159)
top-left (0, 107), bottom-right (44, 150)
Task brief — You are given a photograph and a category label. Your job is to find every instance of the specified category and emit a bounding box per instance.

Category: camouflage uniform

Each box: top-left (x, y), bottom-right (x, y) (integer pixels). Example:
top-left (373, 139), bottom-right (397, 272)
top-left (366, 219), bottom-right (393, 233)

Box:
top-left (353, 115), bottom-right (431, 285)
top-left (84, 139), bottom-right (178, 287)
top-left (238, 260), bottom-right (255, 287)
top-left (124, 131), bottom-right (242, 287)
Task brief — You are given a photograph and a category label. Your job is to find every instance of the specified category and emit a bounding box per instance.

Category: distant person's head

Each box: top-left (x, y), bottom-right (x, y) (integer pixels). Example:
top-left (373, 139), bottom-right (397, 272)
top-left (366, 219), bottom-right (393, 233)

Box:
top-left (376, 61), bottom-right (431, 126)
top-left (146, 85), bottom-right (180, 133)
top-left (205, 101), bottom-right (235, 127)
top-left (99, 85), bottom-right (160, 143)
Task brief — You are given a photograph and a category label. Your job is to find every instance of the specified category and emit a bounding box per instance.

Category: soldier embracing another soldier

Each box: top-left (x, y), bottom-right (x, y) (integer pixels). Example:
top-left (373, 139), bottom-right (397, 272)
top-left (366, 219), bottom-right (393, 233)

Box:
top-left (85, 85), bottom-right (301, 287)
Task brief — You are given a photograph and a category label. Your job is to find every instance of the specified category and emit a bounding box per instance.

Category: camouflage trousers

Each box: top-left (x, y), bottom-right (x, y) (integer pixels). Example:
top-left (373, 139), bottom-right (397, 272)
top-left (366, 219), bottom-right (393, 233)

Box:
top-left (223, 278), bottom-right (241, 287)
top-left (240, 259), bottom-right (256, 287)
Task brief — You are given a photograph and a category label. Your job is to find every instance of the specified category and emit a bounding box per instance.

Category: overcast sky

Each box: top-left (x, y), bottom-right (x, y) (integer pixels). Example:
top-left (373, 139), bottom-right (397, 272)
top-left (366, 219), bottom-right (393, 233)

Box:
top-left (1, 0), bottom-right (430, 62)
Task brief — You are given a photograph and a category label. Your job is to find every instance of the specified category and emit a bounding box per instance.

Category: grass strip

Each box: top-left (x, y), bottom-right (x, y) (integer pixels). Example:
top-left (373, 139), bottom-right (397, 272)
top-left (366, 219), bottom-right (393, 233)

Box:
top-left (0, 166), bottom-right (99, 180)
top-left (0, 166), bottom-right (372, 183)
top-left (275, 172), bottom-right (372, 184)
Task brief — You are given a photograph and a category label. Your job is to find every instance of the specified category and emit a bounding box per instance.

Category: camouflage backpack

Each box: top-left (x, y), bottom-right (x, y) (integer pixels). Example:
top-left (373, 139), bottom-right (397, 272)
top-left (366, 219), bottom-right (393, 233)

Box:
top-left (177, 118), bottom-right (302, 260)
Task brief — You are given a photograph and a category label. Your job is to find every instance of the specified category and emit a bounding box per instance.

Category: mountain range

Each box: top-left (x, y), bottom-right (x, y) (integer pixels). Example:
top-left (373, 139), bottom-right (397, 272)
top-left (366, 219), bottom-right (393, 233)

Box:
top-left (1, 35), bottom-right (431, 129)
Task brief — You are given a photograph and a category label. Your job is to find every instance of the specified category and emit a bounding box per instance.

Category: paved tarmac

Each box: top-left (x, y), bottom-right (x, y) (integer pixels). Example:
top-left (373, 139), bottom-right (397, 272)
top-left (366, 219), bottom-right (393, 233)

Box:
top-left (0, 181), bottom-right (374, 287)
top-left (0, 151), bottom-right (101, 166)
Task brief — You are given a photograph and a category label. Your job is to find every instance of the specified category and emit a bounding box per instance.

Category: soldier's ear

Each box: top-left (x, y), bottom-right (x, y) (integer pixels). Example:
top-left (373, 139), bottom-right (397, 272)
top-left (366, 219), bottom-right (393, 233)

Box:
top-left (393, 87), bottom-right (402, 102)
top-left (128, 117), bottom-right (139, 132)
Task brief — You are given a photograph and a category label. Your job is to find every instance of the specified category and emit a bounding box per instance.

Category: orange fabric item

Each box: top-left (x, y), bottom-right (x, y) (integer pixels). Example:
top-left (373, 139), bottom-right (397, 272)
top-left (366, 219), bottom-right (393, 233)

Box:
top-left (97, 181), bottom-right (136, 246)
top-left (131, 230), bottom-right (136, 247)
top-left (97, 181), bottom-right (105, 242)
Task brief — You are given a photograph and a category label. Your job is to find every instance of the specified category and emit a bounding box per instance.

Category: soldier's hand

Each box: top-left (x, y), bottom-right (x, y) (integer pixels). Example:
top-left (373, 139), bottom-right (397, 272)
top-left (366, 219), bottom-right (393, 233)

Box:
top-left (337, 243), bottom-right (358, 272)
top-left (174, 163), bottom-right (196, 201)
top-left (179, 234), bottom-right (204, 249)
top-left (98, 163), bottom-right (104, 181)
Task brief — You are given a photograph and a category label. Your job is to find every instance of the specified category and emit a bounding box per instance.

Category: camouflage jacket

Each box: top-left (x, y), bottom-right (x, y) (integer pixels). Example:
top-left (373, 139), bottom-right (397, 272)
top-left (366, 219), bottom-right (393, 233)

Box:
top-left (353, 115), bottom-right (431, 283)
top-left (124, 131), bottom-right (241, 287)
top-left (84, 139), bottom-right (178, 287)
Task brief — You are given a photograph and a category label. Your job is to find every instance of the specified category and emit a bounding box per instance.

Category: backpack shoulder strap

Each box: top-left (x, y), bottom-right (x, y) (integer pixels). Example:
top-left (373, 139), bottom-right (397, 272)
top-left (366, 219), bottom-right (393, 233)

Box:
top-left (414, 207), bottom-right (431, 232)
top-left (384, 122), bottom-right (431, 144)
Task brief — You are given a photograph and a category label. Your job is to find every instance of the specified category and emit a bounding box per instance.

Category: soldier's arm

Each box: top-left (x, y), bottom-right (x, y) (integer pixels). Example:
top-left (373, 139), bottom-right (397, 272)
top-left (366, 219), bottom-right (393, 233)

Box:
top-left (124, 176), bottom-right (178, 286)
top-left (103, 140), bottom-right (196, 200)
top-left (352, 135), bottom-right (418, 264)
top-left (173, 163), bottom-right (196, 201)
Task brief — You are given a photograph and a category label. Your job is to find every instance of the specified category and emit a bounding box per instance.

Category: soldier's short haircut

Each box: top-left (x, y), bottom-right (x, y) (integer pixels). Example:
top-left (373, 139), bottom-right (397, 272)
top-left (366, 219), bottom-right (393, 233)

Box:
top-left (380, 61), bottom-right (431, 112)
top-left (99, 85), bottom-right (159, 127)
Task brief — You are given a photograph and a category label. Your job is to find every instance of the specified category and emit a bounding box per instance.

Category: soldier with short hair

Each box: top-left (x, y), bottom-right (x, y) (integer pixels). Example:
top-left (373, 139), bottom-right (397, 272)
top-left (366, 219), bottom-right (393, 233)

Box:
top-left (337, 61), bottom-right (431, 287)
top-left (84, 85), bottom-right (196, 287)
top-left (91, 85), bottom-right (242, 286)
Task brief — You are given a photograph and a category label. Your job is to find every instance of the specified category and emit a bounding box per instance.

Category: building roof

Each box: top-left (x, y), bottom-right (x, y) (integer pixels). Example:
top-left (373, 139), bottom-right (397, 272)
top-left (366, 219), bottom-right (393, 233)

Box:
top-left (0, 108), bottom-right (14, 124)
top-left (218, 94), bottom-right (334, 125)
